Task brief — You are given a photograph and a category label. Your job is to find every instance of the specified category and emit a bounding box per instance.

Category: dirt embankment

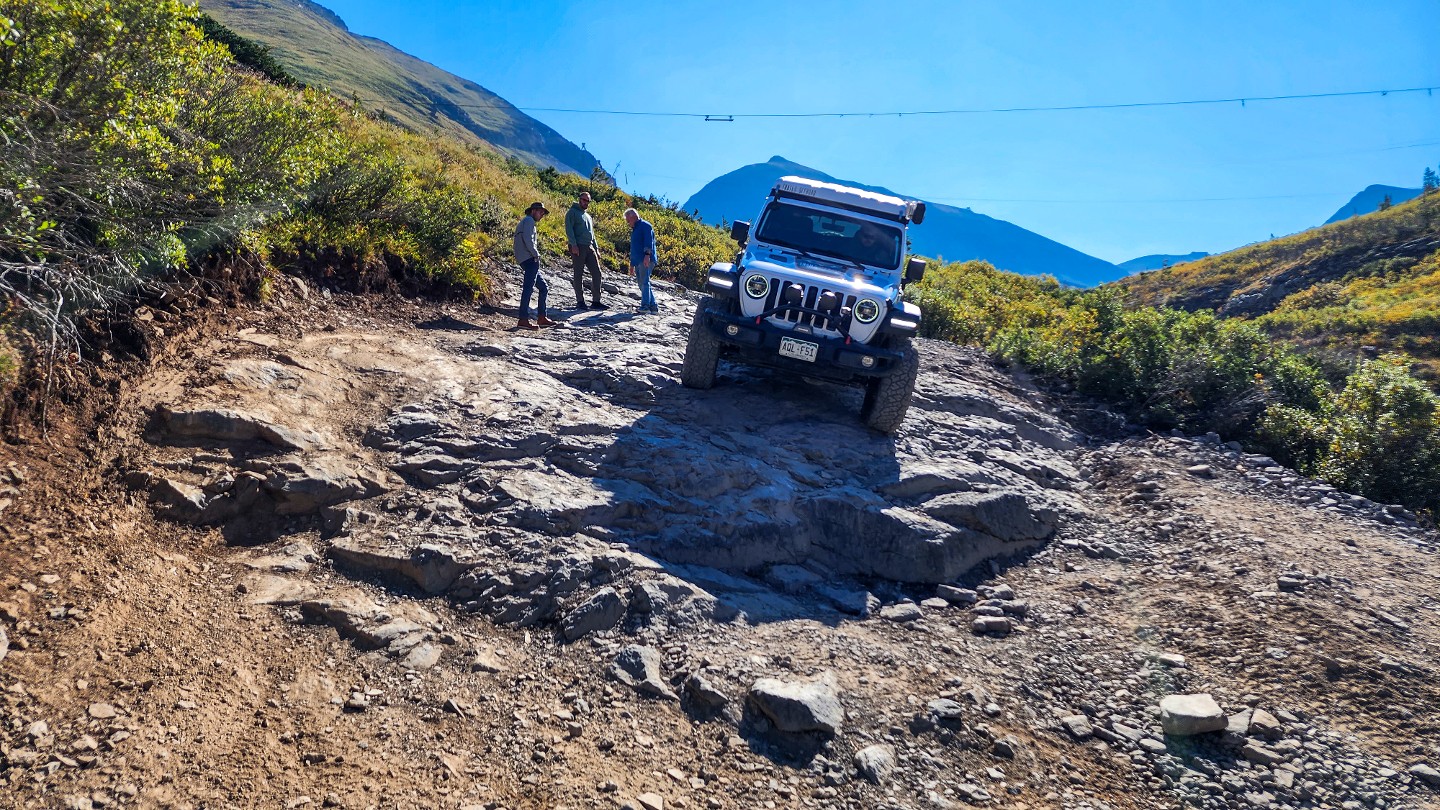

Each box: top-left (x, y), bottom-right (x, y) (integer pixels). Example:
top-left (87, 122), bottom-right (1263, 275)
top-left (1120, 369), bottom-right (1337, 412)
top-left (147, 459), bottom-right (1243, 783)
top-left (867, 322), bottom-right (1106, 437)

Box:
top-left (2, 265), bottom-right (1439, 810)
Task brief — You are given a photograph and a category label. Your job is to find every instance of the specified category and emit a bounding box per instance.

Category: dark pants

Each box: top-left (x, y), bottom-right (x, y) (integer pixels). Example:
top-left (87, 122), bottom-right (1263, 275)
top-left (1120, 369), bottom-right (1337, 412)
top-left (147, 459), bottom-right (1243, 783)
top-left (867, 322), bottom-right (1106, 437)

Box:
top-left (571, 245), bottom-right (602, 306)
top-left (519, 258), bottom-right (547, 319)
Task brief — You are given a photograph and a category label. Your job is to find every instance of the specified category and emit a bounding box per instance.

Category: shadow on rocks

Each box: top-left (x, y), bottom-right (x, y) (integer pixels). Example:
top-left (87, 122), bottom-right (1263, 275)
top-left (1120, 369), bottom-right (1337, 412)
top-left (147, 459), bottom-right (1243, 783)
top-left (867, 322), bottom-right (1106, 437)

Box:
top-left (736, 700), bottom-right (835, 769)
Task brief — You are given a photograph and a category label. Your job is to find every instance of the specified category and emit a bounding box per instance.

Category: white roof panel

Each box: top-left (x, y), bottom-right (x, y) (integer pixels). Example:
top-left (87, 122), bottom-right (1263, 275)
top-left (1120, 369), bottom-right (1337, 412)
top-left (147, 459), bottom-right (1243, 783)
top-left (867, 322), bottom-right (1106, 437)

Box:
top-left (772, 175), bottom-right (912, 220)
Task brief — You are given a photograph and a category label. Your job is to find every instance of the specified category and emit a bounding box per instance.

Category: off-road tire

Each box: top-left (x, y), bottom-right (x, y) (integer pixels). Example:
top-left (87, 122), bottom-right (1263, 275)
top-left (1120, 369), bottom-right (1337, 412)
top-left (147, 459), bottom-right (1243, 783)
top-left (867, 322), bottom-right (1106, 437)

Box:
top-left (861, 337), bottom-right (919, 434)
top-left (680, 296), bottom-right (728, 389)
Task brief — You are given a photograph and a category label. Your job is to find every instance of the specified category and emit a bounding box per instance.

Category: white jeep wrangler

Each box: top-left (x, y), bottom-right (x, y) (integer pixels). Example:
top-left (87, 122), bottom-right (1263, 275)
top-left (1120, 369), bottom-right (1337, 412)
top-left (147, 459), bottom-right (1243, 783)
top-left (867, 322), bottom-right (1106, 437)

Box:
top-left (681, 175), bottom-right (927, 433)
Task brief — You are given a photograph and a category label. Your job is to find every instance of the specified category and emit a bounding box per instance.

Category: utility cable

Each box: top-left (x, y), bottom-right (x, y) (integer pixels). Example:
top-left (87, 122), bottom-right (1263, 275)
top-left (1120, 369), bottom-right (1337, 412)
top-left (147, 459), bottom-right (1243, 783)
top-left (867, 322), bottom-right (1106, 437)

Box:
top-left (389, 85), bottom-right (1440, 120)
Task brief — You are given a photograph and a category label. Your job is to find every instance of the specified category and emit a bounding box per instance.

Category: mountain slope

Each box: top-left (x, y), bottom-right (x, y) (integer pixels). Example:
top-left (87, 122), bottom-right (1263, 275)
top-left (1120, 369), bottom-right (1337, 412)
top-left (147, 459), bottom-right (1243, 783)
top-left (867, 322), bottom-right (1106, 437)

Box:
top-left (1325, 184), bottom-right (1422, 224)
top-left (1115, 252), bottom-right (1209, 273)
top-left (684, 156), bottom-right (1123, 287)
top-left (1118, 192), bottom-right (1440, 378)
top-left (199, 0), bottom-right (599, 175)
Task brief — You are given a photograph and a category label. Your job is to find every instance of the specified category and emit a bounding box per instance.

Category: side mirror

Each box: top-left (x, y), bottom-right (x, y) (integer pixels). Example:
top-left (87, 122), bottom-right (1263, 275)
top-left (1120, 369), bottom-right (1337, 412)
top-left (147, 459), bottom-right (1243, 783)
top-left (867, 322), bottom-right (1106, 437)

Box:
top-left (730, 220), bottom-right (750, 244)
top-left (905, 257), bottom-right (927, 284)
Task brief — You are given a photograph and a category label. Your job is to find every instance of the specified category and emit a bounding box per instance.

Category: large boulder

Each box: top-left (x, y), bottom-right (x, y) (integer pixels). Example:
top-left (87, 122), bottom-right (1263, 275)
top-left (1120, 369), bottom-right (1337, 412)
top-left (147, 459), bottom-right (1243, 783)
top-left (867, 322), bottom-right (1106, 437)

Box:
top-left (748, 677), bottom-right (843, 734)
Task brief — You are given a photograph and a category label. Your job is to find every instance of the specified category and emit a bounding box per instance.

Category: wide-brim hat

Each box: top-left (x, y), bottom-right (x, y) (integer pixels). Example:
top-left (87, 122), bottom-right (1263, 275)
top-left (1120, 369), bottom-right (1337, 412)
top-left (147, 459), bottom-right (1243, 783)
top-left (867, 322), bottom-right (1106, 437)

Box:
top-left (527, 201), bottom-right (549, 214)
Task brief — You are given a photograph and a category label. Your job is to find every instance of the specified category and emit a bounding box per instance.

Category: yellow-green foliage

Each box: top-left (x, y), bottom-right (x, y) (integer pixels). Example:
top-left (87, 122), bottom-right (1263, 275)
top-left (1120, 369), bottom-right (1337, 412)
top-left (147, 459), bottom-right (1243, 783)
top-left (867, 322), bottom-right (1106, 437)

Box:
top-left (0, 0), bottom-right (343, 339)
top-left (1120, 193), bottom-right (1440, 308)
top-left (1257, 248), bottom-right (1440, 380)
top-left (910, 258), bottom-right (1437, 510)
top-left (260, 115), bottom-right (732, 297)
top-left (0, 0), bottom-right (733, 335)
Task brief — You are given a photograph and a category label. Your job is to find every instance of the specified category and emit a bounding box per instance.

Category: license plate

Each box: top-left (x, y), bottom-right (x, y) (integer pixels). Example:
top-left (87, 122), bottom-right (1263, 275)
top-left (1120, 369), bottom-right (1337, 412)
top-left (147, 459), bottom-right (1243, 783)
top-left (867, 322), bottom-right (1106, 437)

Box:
top-left (779, 336), bottom-right (819, 363)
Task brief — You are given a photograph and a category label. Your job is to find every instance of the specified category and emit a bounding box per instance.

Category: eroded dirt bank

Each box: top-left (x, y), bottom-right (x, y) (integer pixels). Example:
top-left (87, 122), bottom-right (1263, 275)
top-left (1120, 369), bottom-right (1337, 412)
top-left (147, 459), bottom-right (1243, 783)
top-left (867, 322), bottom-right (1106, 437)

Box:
top-left (2, 269), bottom-right (1439, 810)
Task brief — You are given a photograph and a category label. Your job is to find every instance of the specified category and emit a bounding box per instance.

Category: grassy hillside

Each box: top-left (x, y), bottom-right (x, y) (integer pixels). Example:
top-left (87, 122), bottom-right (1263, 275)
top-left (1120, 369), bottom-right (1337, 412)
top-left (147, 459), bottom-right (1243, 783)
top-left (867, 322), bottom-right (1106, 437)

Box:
top-left (198, 0), bottom-right (600, 176)
top-left (1119, 193), bottom-right (1440, 378)
top-left (0, 0), bottom-right (730, 433)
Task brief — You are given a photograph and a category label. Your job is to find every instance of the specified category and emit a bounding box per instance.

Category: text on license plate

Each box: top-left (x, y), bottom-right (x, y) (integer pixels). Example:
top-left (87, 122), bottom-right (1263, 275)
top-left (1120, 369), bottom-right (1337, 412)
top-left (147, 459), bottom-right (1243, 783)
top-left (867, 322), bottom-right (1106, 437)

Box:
top-left (778, 336), bottom-right (819, 363)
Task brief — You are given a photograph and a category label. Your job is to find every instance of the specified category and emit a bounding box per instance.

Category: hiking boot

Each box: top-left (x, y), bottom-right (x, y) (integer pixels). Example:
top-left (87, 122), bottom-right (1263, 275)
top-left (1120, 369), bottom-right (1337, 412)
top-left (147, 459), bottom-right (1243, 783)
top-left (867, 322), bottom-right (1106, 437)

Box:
top-left (591, 302), bottom-right (607, 310)
top-left (575, 300), bottom-right (588, 310)
top-left (517, 318), bottom-right (539, 330)
top-left (536, 315), bottom-right (558, 327)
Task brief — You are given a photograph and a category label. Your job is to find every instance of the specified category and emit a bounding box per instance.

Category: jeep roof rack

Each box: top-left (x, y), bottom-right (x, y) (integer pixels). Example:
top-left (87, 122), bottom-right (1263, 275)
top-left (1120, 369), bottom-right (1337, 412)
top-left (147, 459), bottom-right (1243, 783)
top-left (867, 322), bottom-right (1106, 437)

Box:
top-left (771, 176), bottom-right (925, 224)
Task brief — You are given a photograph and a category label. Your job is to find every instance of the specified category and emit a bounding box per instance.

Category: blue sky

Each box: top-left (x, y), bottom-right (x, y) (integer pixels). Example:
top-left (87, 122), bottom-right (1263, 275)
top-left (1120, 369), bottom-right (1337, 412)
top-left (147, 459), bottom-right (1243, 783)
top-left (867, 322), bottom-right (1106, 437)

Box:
top-left (318, 0), bottom-right (1438, 263)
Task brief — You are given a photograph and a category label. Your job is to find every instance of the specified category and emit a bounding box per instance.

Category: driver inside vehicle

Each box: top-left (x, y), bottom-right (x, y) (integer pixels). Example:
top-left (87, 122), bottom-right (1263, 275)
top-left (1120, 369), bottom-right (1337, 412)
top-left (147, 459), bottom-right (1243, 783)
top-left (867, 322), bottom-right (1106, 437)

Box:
top-left (856, 224), bottom-right (895, 267)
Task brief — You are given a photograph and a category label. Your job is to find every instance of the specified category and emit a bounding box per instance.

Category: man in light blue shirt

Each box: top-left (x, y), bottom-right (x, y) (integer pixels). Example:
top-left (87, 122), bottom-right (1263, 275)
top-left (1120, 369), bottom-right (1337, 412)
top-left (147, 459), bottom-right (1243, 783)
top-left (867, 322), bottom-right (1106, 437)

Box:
top-left (624, 207), bottom-right (658, 314)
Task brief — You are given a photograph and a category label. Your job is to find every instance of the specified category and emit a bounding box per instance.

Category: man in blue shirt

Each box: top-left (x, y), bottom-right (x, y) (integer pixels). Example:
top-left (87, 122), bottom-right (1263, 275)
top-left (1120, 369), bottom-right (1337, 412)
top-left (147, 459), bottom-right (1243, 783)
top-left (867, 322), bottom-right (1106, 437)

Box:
top-left (624, 207), bottom-right (658, 314)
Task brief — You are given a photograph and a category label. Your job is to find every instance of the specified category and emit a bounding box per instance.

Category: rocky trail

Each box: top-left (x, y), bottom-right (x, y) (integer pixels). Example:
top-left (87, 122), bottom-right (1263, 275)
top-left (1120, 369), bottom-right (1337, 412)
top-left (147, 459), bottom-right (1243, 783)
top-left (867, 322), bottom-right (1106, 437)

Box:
top-left (2, 265), bottom-right (1439, 810)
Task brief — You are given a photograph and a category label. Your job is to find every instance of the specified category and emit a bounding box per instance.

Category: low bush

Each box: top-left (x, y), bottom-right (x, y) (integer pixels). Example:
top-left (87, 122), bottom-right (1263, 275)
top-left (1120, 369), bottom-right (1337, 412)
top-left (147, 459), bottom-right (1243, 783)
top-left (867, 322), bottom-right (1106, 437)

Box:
top-left (910, 258), bottom-right (1440, 511)
top-left (1260, 355), bottom-right (1440, 510)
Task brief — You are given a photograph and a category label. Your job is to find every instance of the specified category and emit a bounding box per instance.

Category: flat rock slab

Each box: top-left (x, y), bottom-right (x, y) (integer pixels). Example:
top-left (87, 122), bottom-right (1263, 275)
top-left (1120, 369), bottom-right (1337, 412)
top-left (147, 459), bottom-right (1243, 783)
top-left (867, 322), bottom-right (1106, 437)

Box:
top-left (748, 677), bottom-right (843, 735)
top-left (1159, 693), bottom-right (1226, 736)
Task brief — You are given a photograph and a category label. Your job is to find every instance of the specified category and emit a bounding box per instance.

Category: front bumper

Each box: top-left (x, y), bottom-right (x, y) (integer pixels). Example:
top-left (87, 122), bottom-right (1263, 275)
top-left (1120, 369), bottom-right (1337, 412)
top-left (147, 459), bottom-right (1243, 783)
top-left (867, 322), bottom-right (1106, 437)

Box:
top-left (700, 307), bottom-right (907, 380)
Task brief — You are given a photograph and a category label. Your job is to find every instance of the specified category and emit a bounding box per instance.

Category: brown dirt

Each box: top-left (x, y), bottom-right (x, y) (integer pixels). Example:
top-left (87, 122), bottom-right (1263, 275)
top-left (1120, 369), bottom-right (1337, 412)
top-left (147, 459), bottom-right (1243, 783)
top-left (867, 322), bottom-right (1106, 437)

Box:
top-left (2, 287), bottom-right (1439, 810)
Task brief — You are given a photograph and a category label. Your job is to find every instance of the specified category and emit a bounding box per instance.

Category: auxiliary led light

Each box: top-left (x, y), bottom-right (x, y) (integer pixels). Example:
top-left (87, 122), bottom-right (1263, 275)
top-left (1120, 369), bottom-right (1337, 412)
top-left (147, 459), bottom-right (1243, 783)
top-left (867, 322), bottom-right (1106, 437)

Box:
top-left (861, 356), bottom-right (876, 368)
top-left (726, 324), bottom-right (740, 336)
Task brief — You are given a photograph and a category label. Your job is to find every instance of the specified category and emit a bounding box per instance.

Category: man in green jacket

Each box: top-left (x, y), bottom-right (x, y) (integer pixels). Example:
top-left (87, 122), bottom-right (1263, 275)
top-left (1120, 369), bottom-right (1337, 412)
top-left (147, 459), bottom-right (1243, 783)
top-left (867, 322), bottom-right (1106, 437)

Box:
top-left (565, 192), bottom-right (606, 310)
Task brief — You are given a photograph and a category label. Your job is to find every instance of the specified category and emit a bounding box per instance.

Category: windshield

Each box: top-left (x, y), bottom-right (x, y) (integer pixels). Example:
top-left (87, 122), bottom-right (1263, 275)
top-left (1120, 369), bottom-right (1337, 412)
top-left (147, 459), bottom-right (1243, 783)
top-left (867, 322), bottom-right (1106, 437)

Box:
top-left (755, 201), bottom-right (903, 270)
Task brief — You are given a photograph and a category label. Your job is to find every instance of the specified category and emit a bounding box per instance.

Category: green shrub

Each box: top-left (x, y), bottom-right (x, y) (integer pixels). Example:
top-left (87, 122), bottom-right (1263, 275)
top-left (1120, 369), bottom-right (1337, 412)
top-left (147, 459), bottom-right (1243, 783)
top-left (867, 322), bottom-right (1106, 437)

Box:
top-left (1261, 355), bottom-right (1440, 510)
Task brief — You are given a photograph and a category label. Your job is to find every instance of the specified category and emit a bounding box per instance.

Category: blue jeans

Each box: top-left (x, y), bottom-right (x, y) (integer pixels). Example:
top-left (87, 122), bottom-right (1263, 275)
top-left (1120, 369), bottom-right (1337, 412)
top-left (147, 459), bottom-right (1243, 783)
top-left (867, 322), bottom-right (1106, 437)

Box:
top-left (519, 258), bottom-right (547, 319)
top-left (634, 262), bottom-right (655, 310)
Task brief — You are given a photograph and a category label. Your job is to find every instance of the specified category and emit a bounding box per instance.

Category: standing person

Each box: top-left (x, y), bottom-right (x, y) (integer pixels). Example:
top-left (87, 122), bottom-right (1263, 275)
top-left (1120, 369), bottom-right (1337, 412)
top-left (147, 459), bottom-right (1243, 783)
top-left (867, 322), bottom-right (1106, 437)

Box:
top-left (624, 207), bottom-right (658, 314)
top-left (512, 201), bottom-right (556, 329)
top-left (565, 192), bottom-right (606, 310)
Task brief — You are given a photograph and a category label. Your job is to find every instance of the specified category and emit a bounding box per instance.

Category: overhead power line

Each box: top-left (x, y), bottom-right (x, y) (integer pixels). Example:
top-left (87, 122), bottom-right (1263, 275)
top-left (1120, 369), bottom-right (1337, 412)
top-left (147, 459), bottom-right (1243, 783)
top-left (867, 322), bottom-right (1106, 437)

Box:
top-left (405, 84), bottom-right (1439, 120)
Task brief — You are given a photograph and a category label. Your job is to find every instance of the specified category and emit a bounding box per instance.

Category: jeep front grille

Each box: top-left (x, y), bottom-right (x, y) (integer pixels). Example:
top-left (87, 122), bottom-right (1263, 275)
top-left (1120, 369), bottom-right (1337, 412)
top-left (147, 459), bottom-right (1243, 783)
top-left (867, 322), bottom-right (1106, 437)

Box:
top-left (762, 277), bottom-right (858, 337)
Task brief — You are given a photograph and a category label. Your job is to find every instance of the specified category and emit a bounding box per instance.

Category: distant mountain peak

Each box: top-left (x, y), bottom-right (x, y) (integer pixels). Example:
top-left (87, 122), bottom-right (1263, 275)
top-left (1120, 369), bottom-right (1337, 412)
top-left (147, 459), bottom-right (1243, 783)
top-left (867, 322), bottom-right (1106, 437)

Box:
top-left (684, 157), bottom-right (1124, 287)
top-left (1116, 252), bottom-right (1210, 273)
top-left (1325, 185), bottom-right (1422, 224)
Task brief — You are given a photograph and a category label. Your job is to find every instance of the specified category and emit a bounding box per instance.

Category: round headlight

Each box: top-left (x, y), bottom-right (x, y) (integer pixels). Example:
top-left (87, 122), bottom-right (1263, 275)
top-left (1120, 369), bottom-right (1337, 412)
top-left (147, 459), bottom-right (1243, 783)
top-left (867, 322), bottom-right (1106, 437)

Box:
top-left (854, 298), bottom-right (881, 323)
top-left (744, 274), bottom-right (769, 299)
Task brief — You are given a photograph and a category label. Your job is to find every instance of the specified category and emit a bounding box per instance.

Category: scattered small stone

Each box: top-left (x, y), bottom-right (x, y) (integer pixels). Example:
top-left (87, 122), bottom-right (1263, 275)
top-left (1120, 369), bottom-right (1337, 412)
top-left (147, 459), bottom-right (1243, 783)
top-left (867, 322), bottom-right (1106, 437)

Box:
top-left (469, 650), bottom-right (504, 673)
top-left (635, 792), bottom-right (665, 810)
top-left (920, 597), bottom-right (950, 610)
top-left (971, 616), bottom-right (1012, 635)
top-left (1154, 653), bottom-right (1186, 669)
top-left (936, 585), bottom-right (978, 605)
top-left (1060, 714), bottom-right (1094, 740)
top-left (1248, 708), bottom-right (1282, 740)
top-left (926, 698), bottom-right (965, 727)
top-left (1185, 464), bottom-right (1214, 477)
top-left (879, 603), bottom-right (923, 623)
top-left (87, 703), bottom-right (117, 720)
top-left (992, 735), bottom-right (1020, 759)
top-left (1409, 764), bottom-right (1440, 788)
top-left (1159, 693), bottom-right (1226, 736)
top-left (609, 645), bottom-right (677, 700)
top-left (343, 692), bottom-right (369, 712)
top-left (683, 671), bottom-right (729, 709)
top-left (854, 744), bottom-right (896, 783)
